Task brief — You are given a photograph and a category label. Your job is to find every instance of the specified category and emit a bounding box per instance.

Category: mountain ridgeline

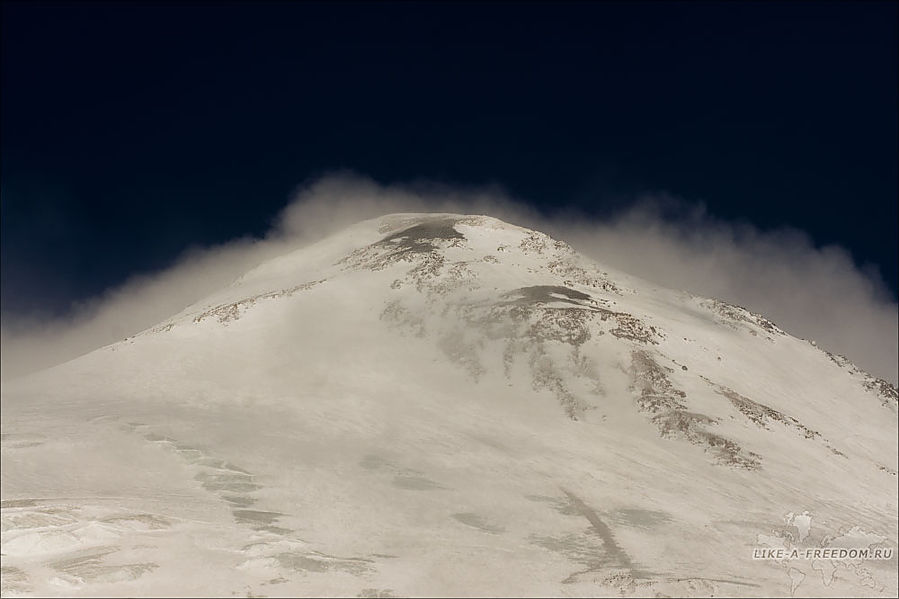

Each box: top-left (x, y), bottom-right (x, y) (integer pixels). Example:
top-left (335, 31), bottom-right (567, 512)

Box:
top-left (2, 213), bottom-right (896, 597)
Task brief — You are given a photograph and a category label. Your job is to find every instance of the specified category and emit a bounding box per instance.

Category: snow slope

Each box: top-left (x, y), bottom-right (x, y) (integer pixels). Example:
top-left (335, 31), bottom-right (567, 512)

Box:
top-left (2, 213), bottom-right (896, 597)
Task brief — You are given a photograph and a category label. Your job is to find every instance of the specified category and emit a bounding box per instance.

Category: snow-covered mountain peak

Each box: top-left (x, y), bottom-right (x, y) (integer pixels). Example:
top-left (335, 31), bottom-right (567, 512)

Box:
top-left (170, 212), bottom-right (631, 324)
top-left (2, 213), bottom-right (896, 597)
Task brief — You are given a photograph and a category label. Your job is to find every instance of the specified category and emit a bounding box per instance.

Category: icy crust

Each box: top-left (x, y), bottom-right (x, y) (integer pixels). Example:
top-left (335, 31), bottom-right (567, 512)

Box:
top-left (190, 280), bottom-right (325, 326)
top-left (700, 298), bottom-right (787, 340)
top-left (627, 351), bottom-right (759, 470)
top-left (821, 349), bottom-right (898, 412)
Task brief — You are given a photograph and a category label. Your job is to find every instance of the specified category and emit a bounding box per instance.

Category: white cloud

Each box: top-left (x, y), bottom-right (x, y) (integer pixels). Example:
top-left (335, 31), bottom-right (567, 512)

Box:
top-left (548, 196), bottom-right (898, 385)
top-left (2, 173), bottom-right (895, 384)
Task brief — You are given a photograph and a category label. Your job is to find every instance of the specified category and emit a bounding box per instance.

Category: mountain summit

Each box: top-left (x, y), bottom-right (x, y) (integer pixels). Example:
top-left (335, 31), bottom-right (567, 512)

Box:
top-left (2, 213), bottom-right (897, 597)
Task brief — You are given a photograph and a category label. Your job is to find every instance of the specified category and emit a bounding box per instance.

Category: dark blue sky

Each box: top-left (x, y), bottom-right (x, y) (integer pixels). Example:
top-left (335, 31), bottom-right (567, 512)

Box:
top-left (2, 1), bottom-right (897, 317)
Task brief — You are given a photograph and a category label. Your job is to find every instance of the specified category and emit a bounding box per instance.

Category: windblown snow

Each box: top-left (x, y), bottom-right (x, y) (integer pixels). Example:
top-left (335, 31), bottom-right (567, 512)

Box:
top-left (2, 214), bottom-right (896, 597)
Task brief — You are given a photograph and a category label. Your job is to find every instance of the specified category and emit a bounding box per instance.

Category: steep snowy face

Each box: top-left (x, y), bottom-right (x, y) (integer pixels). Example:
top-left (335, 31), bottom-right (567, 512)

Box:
top-left (2, 214), bottom-right (897, 598)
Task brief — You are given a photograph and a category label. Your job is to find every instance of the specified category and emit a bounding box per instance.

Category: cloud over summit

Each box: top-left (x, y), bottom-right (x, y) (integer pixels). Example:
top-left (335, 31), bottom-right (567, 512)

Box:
top-left (2, 174), bottom-right (896, 384)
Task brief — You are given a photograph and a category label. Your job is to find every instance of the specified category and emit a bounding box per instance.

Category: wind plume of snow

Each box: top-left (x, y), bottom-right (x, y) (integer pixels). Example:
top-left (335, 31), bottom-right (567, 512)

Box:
top-left (2, 173), bottom-right (895, 384)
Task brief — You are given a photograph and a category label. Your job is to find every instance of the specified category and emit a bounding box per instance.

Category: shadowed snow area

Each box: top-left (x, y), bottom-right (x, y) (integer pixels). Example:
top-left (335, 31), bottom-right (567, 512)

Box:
top-left (1, 213), bottom-right (897, 597)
